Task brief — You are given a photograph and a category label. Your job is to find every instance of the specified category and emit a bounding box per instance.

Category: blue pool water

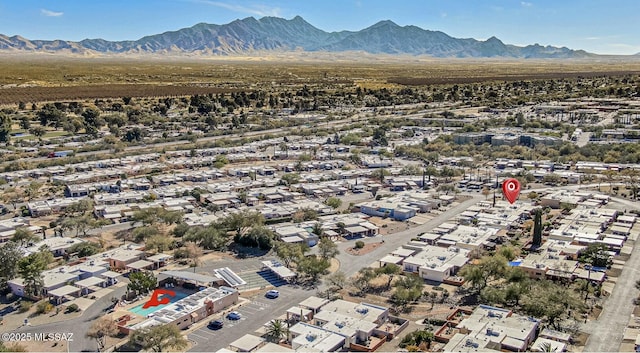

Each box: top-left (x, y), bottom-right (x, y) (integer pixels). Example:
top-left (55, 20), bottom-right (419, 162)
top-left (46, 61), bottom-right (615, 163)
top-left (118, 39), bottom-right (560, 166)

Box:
top-left (128, 291), bottom-right (190, 317)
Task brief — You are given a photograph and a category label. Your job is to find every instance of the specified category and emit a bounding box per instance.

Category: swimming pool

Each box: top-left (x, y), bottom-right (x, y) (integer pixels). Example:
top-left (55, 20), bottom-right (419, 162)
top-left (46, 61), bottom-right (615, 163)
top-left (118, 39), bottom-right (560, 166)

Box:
top-left (128, 291), bottom-right (190, 317)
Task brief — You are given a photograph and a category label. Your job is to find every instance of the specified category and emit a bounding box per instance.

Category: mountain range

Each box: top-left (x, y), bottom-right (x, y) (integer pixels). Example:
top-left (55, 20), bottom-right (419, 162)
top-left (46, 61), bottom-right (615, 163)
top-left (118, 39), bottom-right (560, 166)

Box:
top-left (0, 16), bottom-right (592, 58)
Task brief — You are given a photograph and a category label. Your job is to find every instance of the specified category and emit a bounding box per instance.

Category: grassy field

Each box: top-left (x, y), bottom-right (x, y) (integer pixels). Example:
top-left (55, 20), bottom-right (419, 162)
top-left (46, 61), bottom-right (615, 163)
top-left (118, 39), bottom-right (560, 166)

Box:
top-left (1, 54), bottom-right (640, 103)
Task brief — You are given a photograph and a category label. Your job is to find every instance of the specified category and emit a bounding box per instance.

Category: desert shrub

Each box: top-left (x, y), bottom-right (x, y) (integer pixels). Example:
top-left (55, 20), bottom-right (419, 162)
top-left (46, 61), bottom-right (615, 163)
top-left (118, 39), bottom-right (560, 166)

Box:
top-left (36, 301), bottom-right (54, 314)
top-left (66, 303), bottom-right (79, 313)
top-left (19, 301), bottom-right (32, 313)
top-left (355, 241), bottom-right (365, 249)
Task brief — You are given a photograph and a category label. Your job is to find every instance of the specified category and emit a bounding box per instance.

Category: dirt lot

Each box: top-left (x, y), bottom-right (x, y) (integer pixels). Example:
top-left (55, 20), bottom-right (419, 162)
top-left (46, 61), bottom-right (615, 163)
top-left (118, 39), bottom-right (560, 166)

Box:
top-left (346, 241), bottom-right (384, 256)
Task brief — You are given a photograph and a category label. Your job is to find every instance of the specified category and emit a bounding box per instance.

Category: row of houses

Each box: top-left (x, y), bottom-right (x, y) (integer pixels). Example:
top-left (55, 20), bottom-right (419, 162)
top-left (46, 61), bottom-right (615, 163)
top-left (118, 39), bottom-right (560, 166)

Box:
top-left (218, 296), bottom-right (406, 353)
top-left (0, 217), bottom-right (39, 243)
top-left (454, 132), bottom-right (562, 147)
top-left (356, 191), bottom-right (449, 221)
top-left (6, 243), bottom-right (149, 302)
top-left (271, 214), bottom-right (380, 246)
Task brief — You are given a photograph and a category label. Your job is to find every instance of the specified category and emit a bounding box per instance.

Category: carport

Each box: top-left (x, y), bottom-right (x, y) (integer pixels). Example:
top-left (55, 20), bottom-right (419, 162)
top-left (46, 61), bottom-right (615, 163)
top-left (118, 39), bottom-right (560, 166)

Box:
top-left (100, 270), bottom-right (121, 286)
top-left (379, 254), bottom-right (404, 267)
top-left (286, 306), bottom-right (313, 323)
top-left (75, 277), bottom-right (106, 295)
top-left (230, 334), bottom-right (265, 352)
top-left (48, 285), bottom-right (80, 305)
top-left (157, 270), bottom-right (221, 287)
top-left (126, 259), bottom-right (154, 272)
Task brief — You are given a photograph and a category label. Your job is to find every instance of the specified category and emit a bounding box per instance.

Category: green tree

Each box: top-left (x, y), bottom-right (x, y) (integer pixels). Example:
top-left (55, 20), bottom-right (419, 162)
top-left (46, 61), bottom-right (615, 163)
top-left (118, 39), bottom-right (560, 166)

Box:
top-left (533, 208), bottom-right (543, 247)
top-left (86, 316), bottom-right (119, 352)
top-left (82, 107), bottom-right (105, 132)
top-left (297, 255), bottom-right (330, 282)
top-left (12, 227), bottom-right (39, 246)
top-left (265, 319), bottom-right (287, 343)
top-left (131, 225), bottom-right (160, 243)
top-left (220, 211), bottom-right (264, 237)
top-left (351, 267), bottom-right (377, 296)
top-left (280, 173), bottom-right (300, 186)
top-left (324, 197), bottom-right (342, 209)
top-left (127, 271), bottom-right (157, 296)
top-left (376, 264), bottom-right (402, 290)
top-left (64, 198), bottom-right (94, 217)
top-left (17, 252), bottom-right (49, 298)
top-left (460, 255), bottom-right (508, 293)
top-left (184, 225), bottom-right (228, 251)
top-left (68, 242), bottom-right (102, 257)
top-left (28, 126), bottom-right (46, 139)
top-left (0, 112), bottom-right (11, 143)
top-left (318, 237), bottom-right (339, 260)
top-left (131, 207), bottom-right (183, 226)
top-left (311, 222), bottom-right (324, 237)
top-left (399, 329), bottom-right (435, 350)
top-left (578, 243), bottom-right (611, 268)
top-left (37, 104), bottom-right (65, 128)
top-left (129, 324), bottom-right (188, 352)
top-left (145, 235), bottom-right (174, 253)
top-left (0, 242), bottom-right (22, 292)
top-left (273, 242), bottom-right (307, 268)
top-left (24, 182), bottom-right (43, 202)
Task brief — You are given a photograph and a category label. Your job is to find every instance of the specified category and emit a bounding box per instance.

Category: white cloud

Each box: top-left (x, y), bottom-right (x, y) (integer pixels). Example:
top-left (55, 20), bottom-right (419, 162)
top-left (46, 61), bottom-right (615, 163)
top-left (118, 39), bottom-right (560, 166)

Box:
top-left (521, 2), bottom-right (533, 7)
top-left (192, 1), bottom-right (281, 17)
top-left (41, 8), bottom-right (63, 17)
top-left (440, 12), bottom-right (447, 18)
top-left (583, 35), bottom-right (620, 41)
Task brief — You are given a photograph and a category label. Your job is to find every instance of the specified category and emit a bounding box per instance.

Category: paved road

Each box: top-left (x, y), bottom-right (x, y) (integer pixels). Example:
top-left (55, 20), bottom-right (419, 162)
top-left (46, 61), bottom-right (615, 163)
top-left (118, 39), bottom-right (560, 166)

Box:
top-left (582, 195), bottom-right (640, 352)
top-left (582, 232), bottom-right (640, 351)
top-left (12, 284), bottom-right (128, 352)
top-left (332, 195), bottom-right (484, 277)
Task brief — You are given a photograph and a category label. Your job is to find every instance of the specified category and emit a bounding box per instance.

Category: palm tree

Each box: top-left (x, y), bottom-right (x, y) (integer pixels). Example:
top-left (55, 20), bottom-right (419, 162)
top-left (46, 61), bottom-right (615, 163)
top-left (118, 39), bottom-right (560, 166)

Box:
top-left (265, 319), bottom-right (287, 343)
top-left (537, 342), bottom-right (558, 352)
top-left (311, 222), bottom-right (324, 237)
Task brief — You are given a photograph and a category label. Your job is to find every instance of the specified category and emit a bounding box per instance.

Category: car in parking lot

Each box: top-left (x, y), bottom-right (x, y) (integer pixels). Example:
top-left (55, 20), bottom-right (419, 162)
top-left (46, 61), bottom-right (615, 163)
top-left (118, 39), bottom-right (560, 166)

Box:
top-left (226, 311), bottom-right (241, 320)
top-left (265, 290), bottom-right (280, 299)
top-left (207, 319), bottom-right (224, 330)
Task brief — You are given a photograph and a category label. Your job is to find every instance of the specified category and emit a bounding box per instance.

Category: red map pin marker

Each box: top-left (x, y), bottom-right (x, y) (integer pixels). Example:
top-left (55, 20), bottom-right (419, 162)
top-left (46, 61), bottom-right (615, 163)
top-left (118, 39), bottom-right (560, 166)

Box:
top-left (502, 178), bottom-right (521, 204)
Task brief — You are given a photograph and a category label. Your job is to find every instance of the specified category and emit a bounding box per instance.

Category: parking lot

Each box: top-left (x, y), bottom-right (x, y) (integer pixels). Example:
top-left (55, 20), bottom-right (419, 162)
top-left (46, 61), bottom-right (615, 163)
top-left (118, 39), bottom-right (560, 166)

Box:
top-left (188, 284), bottom-right (311, 352)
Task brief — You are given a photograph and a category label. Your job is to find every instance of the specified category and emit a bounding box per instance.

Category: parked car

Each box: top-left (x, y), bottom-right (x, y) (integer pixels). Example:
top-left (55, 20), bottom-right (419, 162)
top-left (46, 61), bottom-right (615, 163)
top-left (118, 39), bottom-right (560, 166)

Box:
top-left (226, 311), bottom-right (241, 320)
top-left (208, 319), bottom-right (224, 330)
top-left (265, 290), bottom-right (280, 299)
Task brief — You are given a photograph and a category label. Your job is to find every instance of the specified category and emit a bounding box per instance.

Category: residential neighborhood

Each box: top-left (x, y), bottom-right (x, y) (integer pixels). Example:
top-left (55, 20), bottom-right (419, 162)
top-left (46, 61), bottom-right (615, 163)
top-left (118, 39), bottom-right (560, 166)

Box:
top-left (1, 51), bottom-right (640, 353)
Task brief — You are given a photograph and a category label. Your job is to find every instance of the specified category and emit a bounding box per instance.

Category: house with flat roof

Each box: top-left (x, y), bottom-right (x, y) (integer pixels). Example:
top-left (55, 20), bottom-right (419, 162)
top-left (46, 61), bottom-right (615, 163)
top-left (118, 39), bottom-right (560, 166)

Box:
top-left (23, 237), bottom-right (85, 257)
top-left (289, 322), bottom-right (347, 352)
top-left (0, 217), bottom-right (33, 243)
top-left (402, 246), bottom-right (470, 282)
top-left (86, 243), bottom-right (145, 270)
top-left (444, 305), bottom-right (540, 352)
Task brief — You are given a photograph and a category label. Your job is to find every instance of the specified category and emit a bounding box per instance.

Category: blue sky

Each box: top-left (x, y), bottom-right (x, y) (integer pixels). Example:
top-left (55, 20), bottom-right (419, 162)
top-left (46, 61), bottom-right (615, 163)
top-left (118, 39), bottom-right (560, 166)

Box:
top-left (0, 0), bottom-right (638, 55)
